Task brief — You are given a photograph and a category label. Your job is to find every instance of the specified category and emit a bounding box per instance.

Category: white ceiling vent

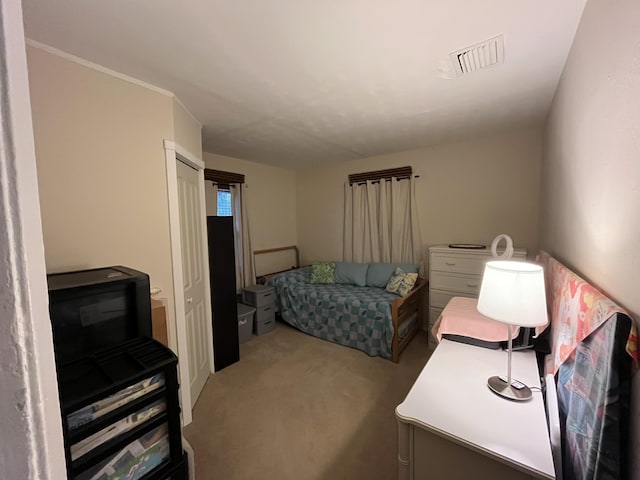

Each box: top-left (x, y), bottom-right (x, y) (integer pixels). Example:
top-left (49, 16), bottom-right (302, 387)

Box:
top-left (450, 35), bottom-right (504, 77)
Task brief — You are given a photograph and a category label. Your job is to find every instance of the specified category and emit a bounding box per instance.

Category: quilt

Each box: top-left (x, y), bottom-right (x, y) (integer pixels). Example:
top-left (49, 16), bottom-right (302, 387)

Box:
top-left (537, 251), bottom-right (638, 374)
top-left (557, 312), bottom-right (633, 480)
top-left (266, 267), bottom-right (398, 359)
top-left (538, 251), bottom-right (638, 480)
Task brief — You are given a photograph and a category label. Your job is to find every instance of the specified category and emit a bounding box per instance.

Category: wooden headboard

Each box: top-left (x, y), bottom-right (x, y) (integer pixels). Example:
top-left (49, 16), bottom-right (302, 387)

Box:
top-left (253, 246), bottom-right (299, 284)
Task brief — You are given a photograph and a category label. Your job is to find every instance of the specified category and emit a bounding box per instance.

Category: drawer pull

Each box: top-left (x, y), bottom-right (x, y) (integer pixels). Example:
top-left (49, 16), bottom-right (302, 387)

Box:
top-left (264, 293), bottom-right (272, 297)
top-left (467, 282), bottom-right (479, 287)
top-left (445, 261), bottom-right (456, 266)
top-left (263, 307), bottom-right (272, 312)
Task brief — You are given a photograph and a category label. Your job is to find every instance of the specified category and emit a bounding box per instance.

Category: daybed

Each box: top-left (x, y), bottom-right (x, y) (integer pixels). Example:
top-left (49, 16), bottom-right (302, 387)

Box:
top-left (265, 263), bottom-right (427, 363)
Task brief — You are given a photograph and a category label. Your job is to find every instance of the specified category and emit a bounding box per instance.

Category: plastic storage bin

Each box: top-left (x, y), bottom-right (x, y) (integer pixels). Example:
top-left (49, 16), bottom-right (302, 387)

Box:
top-left (237, 303), bottom-right (255, 343)
top-left (242, 285), bottom-right (275, 307)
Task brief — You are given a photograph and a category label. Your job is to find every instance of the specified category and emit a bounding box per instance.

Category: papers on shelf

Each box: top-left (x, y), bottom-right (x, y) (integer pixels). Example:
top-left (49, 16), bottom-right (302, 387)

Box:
top-left (70, 399), bottom-right (167, 461)
top-left (77, 423), bottom-right (170, 480)
top-left (67, 373), bottom-right (165, 431)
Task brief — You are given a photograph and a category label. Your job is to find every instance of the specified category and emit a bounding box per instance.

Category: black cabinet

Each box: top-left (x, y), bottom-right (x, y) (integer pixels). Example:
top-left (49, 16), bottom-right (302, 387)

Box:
top-left (207, 216), bottom-right (239, 371)
top-left (57, 337), bottom-right (187, 480)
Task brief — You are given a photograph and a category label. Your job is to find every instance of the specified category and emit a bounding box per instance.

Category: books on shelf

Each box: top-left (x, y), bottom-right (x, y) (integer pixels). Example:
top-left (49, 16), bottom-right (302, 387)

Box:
top-left (70, 399), bottom-right (167, 461)
top-left (68, 374), bottom-right (165, 431)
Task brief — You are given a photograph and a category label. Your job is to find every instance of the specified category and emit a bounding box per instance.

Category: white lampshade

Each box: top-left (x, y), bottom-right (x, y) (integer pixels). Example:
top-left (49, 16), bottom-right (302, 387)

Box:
top-left (477, 261), bottom-right (548, 328)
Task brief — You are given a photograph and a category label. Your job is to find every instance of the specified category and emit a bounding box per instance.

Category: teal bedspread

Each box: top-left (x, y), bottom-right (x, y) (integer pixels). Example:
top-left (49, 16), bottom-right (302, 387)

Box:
top-left (266, 267), bottom-right (397, 359)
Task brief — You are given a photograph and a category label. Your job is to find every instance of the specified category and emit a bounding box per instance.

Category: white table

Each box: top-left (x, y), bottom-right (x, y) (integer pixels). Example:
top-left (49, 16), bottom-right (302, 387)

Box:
top-left (396, 339), bottom-right (555, 479)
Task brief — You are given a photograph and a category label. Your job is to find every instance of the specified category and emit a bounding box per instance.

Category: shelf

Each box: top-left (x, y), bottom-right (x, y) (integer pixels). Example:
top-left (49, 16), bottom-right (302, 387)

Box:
top-left (68, 389), bottom-right (167, 444)
top-left (58, 336), bottom-right (177, 412)
top-left (56, 337), bottom-right (185, 480)
top-left (72, 414), bottom-right (169, 476)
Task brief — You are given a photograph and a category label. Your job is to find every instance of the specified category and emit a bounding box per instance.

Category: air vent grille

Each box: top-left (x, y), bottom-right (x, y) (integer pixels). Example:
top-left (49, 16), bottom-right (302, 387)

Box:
top-left (450, 35), bottom-right (504, 77)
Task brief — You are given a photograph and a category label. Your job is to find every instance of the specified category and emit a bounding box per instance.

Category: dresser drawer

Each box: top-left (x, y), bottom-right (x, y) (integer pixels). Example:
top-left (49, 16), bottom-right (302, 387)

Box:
top-left (255, 304), bottom-right (275, 323)
top-left (429, 290), bottom-right (477, 309)
top-left (428, 307), bottom-right (442, 349)
top-left (429, 272), bottom-right (482, 295)
top-left (254, 313), bottom-right (276, 335)
top-left (430, 253), bottom-right (489, 275)
top-left (242, 285), bottom-right (275, 307)
top-left (427, 245), bottom-right (527, 347)
top-left (429, 306), bottom-right (443, 328)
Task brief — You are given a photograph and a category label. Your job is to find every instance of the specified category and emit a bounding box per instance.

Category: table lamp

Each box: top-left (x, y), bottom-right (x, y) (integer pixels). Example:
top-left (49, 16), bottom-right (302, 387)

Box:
top-left (477, 260), bottom-right (547, 401)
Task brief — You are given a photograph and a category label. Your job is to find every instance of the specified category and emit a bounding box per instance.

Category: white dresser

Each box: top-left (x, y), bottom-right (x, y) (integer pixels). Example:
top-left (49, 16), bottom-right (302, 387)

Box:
top-left (428, 245), bottom-right (526, 347)
top-left (396, 340), bottom-right (555, 479)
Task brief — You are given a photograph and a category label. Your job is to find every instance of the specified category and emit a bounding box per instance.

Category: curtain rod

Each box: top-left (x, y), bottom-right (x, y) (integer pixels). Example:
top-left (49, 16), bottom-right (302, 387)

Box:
top-left (348, 166), bottom-right (413, 183)
top-left (204, 167), bottom-right (245, 184)
top-left (351, 174), bottom-right (420, 186)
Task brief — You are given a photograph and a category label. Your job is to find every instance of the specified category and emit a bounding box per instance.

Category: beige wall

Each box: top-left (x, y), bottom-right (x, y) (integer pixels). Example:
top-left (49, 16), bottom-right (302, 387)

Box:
top-left (27, 45), bottom-right (177, 338)
top-left (540, 0), bottom-right (640, 474)
top-left (296, 127), bottom-right (543, 266)
top-left (172, 96), bottom-right (202, 159)
top-left (540, 0), bottom-right (640, 316)
top-left (203, 152), bottom-right (297, 274)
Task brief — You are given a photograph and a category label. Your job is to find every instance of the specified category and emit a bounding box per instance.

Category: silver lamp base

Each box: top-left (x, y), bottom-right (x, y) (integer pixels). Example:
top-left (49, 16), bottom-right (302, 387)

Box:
top-left (487, 376), bottom-right (532, 401)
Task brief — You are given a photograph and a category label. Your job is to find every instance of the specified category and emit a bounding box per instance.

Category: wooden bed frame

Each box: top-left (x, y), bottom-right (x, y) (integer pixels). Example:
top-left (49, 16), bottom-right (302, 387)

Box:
top-left (390, 276), bottom-right (427, 362)
top-left (254, 246), bottom-right (427, 363)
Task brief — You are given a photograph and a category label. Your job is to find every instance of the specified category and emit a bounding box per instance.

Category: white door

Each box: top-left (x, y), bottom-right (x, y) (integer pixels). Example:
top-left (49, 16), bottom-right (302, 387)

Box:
top-left (176, 159), bottom-right (209, 406)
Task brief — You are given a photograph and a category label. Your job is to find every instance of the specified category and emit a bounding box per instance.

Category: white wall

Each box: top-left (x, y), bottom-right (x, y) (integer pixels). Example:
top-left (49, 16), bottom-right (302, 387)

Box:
top-left (203, 151), bottom-right (298, 274)
top-left (296, 128), bottom-right (543, 266)
top-left (539, 0), bottom-right (640, 475)
top-left (173, 96), bottom-right (203, 160)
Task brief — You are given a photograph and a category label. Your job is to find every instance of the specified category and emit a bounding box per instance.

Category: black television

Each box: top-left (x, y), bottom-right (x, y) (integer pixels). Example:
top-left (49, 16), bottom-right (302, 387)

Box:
top-left (47, 266), bottom-right (152, 366)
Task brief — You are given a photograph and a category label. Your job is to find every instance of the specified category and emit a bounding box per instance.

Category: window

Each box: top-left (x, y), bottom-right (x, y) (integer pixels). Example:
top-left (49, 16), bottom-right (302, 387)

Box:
top-left (343, 170), bottom-right (422, 264)
top-left (217, 189), bottom-right (232, 216)
top-left (204, 168), bottom-right (253, 289)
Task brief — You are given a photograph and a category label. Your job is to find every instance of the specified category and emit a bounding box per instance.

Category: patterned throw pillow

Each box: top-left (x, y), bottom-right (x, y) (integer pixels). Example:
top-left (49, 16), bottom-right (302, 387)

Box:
top-left (385, 267), bottom-right (418, 296)
top-left (310, 261), bottom-right (336, 284)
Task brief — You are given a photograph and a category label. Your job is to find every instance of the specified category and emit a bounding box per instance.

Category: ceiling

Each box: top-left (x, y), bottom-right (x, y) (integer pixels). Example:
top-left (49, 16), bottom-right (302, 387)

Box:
top-left (22, 0), bottom-right (586, 169)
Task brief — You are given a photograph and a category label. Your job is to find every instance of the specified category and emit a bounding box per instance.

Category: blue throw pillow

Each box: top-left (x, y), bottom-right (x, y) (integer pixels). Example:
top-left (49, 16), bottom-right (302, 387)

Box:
top-left (366, 263), bottom-right (419, 288)
top-left (334, 262), bottom-right (368, 287)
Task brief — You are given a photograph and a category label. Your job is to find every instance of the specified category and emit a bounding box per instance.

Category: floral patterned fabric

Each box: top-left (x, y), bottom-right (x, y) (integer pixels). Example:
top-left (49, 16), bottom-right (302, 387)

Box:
top-left (310, 261), bottom-right (336, 284)
top-left (557, 313), bottom-right (633, 480)
top-left (537, 251), bottom-right (638, 480)
top-left (536, 251), bottom-right (638, 374)
top-left (266, 267), bottom-right (398, 359)
top-left (385, 267), bottom-right (418, 296)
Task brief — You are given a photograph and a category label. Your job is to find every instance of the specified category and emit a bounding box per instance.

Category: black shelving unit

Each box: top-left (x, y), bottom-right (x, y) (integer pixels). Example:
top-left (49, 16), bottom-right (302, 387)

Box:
top-left (57, 337), bottom-right (187, 480)
top-left (207, 216), bottom-right (239, 371)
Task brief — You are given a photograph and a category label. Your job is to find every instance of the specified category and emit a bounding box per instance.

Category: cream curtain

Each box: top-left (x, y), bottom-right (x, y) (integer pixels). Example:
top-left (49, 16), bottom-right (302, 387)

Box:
top-left (208, 183), bottom-right (218, 216)
top-left (231, 184), bottom-right (255, 291)
top-left (343, 176), bottom-right (422, 264)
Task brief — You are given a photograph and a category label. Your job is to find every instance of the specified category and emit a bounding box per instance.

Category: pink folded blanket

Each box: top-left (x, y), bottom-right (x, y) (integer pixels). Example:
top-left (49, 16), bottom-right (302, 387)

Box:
top-left (433, 296), bottom-right (518, 342)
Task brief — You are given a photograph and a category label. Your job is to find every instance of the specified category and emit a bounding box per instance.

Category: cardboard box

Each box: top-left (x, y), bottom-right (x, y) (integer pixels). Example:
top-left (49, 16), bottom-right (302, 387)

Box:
top-left (151, 298), bottom-right (168, 347)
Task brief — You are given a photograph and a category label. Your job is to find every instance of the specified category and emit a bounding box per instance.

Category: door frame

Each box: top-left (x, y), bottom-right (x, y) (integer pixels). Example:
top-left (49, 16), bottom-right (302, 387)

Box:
top-left (0, 0), bottom-right (67, 475)
top-left (164, 140), bottom-right (214, 426)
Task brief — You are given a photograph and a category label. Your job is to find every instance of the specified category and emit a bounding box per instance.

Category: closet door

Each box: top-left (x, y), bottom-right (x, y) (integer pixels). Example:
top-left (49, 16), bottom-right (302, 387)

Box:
top-left (206, 216), bottom-right (239, 371)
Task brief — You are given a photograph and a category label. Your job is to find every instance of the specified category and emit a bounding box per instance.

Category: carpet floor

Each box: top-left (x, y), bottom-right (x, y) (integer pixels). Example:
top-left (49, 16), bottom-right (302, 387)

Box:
top-left (183, 322), bottom-right (431, 480)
